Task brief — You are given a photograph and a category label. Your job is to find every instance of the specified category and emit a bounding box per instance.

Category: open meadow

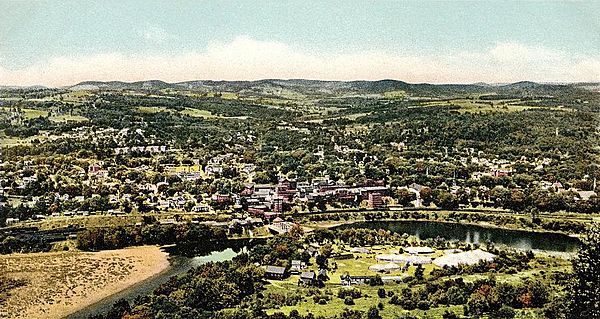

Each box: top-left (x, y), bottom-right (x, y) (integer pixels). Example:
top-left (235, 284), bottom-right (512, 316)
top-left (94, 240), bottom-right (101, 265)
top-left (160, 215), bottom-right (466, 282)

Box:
top-left (0, 246), bottom-right (168, 319)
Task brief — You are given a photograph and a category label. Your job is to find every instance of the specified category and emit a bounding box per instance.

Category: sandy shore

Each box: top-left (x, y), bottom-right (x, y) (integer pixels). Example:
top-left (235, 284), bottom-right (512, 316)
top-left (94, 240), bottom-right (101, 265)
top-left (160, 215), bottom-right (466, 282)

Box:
top-left (0, 246), bottom-right (169, 319)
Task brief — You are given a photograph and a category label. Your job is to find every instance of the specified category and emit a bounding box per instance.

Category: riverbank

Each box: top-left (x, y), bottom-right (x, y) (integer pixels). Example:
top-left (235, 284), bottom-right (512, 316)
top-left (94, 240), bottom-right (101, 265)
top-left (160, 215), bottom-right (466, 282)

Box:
top-left (0, 245), bottom-right (168, 319)
top-left (303, 208), bottom-right (589, 237)
top-left (312, 218), bottom-right (582, 237)
top-left (324, 219), bottom-right (581, 252)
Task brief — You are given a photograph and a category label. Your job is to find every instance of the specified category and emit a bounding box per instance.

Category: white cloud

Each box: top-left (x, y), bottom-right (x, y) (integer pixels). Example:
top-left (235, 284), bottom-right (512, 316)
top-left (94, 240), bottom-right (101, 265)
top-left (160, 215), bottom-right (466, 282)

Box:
top-left (141, 26), bottom-right (172, 43)
top-left (0, 36), bottom-right (598, 86)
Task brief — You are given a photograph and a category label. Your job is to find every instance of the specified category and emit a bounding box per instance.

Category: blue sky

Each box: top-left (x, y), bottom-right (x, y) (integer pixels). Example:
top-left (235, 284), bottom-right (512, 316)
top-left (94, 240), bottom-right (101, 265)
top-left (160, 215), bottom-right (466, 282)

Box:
top-left (1, 0), bottom-right (599, 86)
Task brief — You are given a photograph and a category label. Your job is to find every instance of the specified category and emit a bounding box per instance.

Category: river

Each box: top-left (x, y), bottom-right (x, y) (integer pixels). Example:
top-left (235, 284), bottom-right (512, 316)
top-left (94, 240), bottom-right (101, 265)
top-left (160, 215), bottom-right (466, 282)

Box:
top-left (65, 247), bottom-right (242, 319)
top-left (336, 220), bottom-right (581, 253)
top-left (66, 221), bottom-right (580, 318)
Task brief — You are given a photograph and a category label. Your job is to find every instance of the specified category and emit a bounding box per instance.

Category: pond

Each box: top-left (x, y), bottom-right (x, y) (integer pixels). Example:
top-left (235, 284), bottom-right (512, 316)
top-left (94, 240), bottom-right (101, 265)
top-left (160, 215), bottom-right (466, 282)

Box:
top-left (337, 220), bottom-right (581, 253)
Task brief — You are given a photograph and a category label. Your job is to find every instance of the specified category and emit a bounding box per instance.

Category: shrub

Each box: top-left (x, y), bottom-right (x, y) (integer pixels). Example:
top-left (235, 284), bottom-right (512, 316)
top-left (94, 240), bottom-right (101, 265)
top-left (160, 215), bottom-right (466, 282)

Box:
top-left (417, 300), bottom-right (430, 310)
top-left (495, 305), bottom-right (516, 319)
top-left (442, 310), bottom-right (458, 319)
top-left (344, 296), bottom-right (355, 305)
top-left (338, 288), bottom-right (362, 299)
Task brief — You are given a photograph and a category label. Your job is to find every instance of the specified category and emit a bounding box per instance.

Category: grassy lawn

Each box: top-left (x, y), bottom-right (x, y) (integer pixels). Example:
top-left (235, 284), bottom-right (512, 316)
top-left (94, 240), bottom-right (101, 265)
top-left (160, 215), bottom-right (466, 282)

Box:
top-left (49, 114), bottom-right (89, 122)
top-left (21, 108), bottom-right (49, 118)
top-left (325, 244), bottom-right (443, 280)
top-left (136, 105), bottom-right (246, 120)
top-left (0, 106), bottom-right (49, 118)
top-left (137, 106), bottom-right (170, 113)
top-left (180, 108), bottom-right (217, 118)
top-left (264, 279), bottom-right (464, 318)
top-left (262, 244), bottom-right (567, 318)
top-left (0, 132), bottom-right (50, 146)
top-left (0, 135), bottom-right (28, 146)
top-left (382, 90), bottom-right (407, 99)
top-left (420, 98), bottom-right (569, 114)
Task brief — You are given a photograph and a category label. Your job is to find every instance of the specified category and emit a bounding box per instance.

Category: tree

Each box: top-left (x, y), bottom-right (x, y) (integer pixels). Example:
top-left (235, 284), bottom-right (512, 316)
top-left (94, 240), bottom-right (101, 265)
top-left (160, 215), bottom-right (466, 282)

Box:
top-left (377, 287), bottom-right (386, 298)
top-left (435, 190), bottom-right (459, 210)
top-left (508, 189), bottom-right (527, 211)
top-left (106, 299), bottom-right (131, 319)
top-left (316, 254), bottom-right (328, 269)
top-left (442, 310), bottom-right (458, 319)
top-left (447, 286), bottom-right (467, 305)
top-left (395, 188), bottom-right (415, 206)
top-left (367, 306), bottom-right (382, 319)
top-left (494, 305), bottom-right (516, 319)
top-left (319, 243), bottom-right (333, 257)
top-left (288, 224), bottom-right (304, 240)
top-left (344, 296), bottom-right (355, 305)
top-left (369, 275), bottom-right (383, 286)
top-left (420, 187), bottom-right (433, 206)
top-left (569, 223), bottom-right (600, 318)
top-left (414, 264), bottom-right (425, 281)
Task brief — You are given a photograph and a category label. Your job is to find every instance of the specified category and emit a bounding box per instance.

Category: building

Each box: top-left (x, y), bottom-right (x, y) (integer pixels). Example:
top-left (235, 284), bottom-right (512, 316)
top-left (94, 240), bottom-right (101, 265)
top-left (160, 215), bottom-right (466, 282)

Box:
top-left (247, 205), bottom-right (268, 217)
top-left (381, 276), bottom-right (404, 284)
top-left (433, 249), bottom-right (496, 268)
top-left (340, 274), bottom-right (375, 286)
top-left (290, 260), bottom-right (307, 273)
top-left (318, 268), bottom-right (328, 280)
top-left (403, 247), bottom-right (434, 255)
top-left (299, 271), bottom-right (316, 286)
top-left (376, 254), bottom-right (433, 265)
top-left (272, 196), bottom-right (284, 213)
top-left (276, 179), bottom-right (298, 203)
top-left (368, 192), bottom-right (385, 209)
top-left (265, 265), bottom-right (286, 280)
top-left (368, 263), bottom-right (401, 273)
top-left (351, 247), bottom-right (372, 254)
top-left (492, 169), bottom-right (512, 177)
top-left (267, 218), bottom-right (296, 234)
top-left (213, 194), bottom-right (232, 204)
top-left (408, 183), bottom-right (425, 193)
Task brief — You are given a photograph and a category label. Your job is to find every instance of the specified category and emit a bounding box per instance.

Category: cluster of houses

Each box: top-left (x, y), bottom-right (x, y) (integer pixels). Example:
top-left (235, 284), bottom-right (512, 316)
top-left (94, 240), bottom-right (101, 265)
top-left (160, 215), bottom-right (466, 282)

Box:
top-left (2, 130), bottom-right (599, 226)
top-left (240, 178), bottom-right (390, 219)
top-left (261, 245), bottom-right (497, 287)
top-left (163, 154), bottom-right (256, 181)
top-left (264, 263), bottom-right (328, 287)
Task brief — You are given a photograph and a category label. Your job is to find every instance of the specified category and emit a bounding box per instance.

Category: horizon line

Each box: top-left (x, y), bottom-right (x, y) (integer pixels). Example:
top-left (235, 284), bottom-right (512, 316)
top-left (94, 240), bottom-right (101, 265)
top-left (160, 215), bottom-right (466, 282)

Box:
top-left (1, 78), bottom-right (596, 89)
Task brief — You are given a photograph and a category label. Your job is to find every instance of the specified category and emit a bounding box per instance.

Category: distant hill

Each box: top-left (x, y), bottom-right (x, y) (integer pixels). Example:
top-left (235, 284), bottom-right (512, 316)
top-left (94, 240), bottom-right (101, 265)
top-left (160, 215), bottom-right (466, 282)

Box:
top-left (63, 79), bottom-right (585, 98)
top-left (0, 85), bottom-right (49, 90)
top-left (571, 82), bottom-right (600, 92)
top-left (69, 80), bottom-right (172, 91)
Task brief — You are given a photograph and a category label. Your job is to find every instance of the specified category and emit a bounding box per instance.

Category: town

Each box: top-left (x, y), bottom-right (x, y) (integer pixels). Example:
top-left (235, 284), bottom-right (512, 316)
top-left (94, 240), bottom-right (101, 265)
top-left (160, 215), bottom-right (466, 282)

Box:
top-left (3, 1), bottom-right (600, 318)
top-left (0, 78), bottom-right (598, 319)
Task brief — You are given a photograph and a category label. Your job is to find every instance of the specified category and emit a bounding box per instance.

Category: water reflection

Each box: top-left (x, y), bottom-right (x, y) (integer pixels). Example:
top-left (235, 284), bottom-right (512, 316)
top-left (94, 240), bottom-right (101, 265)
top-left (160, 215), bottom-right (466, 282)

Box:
top-left (189, 247), bottom-right (244, 266)
top-left (339, 221), bottom-right (581, 252)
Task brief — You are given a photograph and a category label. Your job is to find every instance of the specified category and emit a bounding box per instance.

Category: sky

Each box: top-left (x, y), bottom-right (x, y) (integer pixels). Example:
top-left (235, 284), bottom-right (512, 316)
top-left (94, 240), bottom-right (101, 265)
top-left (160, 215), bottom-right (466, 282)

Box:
top-left (0, 0), bottom-right (599, 86)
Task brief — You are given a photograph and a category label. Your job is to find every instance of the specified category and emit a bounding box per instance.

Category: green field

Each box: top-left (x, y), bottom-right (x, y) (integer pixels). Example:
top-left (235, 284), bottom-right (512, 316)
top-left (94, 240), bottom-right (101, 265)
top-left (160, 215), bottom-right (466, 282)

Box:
top-left (382, 90), bottom-right (407, 99)
top-left (262, 243), bottom-right (568, 318)
top-left (180, 108), bottom-right (217, 118)
top-left (49, 114), bottom-right (89, 122)
top-left (0, 106), bottom-right (49, 118)
top-left (137, 106), bottom-right (170, 113)
top-left (421, 98), bottom-right (564, 114)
